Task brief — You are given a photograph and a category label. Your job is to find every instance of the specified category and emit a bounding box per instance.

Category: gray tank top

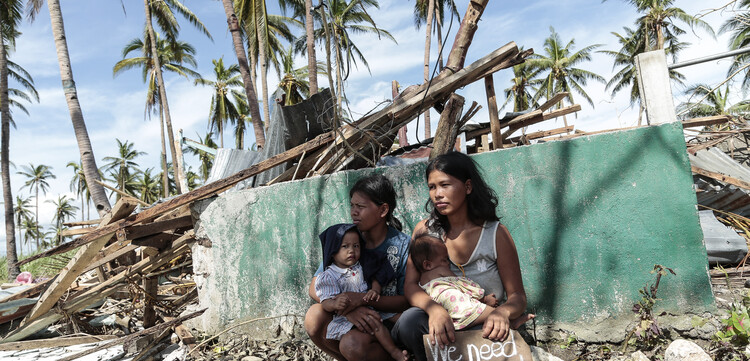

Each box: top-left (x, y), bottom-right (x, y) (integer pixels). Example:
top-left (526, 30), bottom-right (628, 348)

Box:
top-left (447, 221), bottom-right (505, 300)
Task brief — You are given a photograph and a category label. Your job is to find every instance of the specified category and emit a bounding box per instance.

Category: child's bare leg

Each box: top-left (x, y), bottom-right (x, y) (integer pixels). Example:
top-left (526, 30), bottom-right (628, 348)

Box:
top-left (467, 305), bottom-right (496, 329)
top-left (374, 324), bottom-right (409, 361)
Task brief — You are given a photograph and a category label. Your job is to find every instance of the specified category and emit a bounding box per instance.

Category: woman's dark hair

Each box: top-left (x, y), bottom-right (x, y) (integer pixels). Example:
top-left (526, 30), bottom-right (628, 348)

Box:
top-left (424, 151), bottom-right (499, 233)
top-left (350, 174), bottom-right (403, 231)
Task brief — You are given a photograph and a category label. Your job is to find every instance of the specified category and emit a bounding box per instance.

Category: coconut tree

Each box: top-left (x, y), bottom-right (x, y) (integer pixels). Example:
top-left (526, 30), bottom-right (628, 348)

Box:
top-left (601, 26), bottom-right (686, 124)
top-left (142, 0), bottom-right (211, 193)
top-left (615, 0), bottom-right (715, 51)
top-left (502, 61), bottom-right (541, 112)
top-left (677, 84), bottom-right (750, 124)
top-left (21, 217), bottom-right (40, 253)
top-left (17, 163), bottom-right (55, 249)
top-left (319, 0), bottom-right (395, 112)
top-left (13, 195), bottom-right (32, 256)
top-left (237, 1), bottom-right (298, 130)
top-left (66, 161), bottom-right (87, 220)
top-left (194, 58), bottom-right (244, 149)
top-left (528, 27), bottom-right (605, 109)
top-left (102, 139), bottom-right (145, 200)
top-left (25, 0), bottom-right (111, 218)
top-left (220, 0), bottom-right (266, 149)
top-left (187, 133), bottom-right (217, 182)
top-left (47, 195), bottom-right (78, 246)
top-left (720, 0), bottom-right (750, 89)
top-left (277, 44), bottom-right (321, 106)
top-left (134, 168), bottom-right (161, 204)
top-left (2, 0), bottom-right (26, 279)
top-left (114, 33), bottom-right (199, 198)
top-left (413, 0), bottom-right (459, 138)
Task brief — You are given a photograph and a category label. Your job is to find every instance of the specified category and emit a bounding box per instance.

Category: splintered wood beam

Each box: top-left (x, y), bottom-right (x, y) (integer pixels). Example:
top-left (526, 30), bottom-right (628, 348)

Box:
top-left (20, 199), bottom-right (139, 326)
top-left (82, 244), bottom-right (139, 274)
top-left (0, 335), bottom-right (119, 351)
top-left (430, 94), bottom-right (466, 159)
top-left (484, 75), bottom-right (501, 150)
top-left (124, 215), bottom-right (192, 240)
top-left (60, 227), bottom-right (94, 237)
top-left (538, 92), bottom-right (569, 112)
top-left (62, 219), bottom-right (100, 227)
top-left (501, 104), bottom-right (582, 141)
top-left (442, 0), bottom-right (489, 74)
top-left (691, 165), bottom-right (750, 191)
top-left (681, 115), bottom-right (731, 128)
top-left (507, 126), bottom-right (575, 144)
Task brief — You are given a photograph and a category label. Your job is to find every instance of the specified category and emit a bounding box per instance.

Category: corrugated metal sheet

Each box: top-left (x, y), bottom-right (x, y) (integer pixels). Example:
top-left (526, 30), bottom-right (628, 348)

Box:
top-left (691, 148), bottom-right (750, 217)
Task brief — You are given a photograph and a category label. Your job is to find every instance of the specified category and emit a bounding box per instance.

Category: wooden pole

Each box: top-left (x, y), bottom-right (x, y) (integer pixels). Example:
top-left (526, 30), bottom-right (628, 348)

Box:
top-left (484, 75), bottom-right (501, 150)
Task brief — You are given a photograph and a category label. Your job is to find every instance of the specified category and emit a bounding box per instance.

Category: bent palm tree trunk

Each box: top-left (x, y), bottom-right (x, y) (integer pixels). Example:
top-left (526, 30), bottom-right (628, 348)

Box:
top-left (48, 0), bottom-right (111, 217)
top-left (0, 35), bottom-right (20, 279)
top-left (221, 0), bottom-right (266, 148)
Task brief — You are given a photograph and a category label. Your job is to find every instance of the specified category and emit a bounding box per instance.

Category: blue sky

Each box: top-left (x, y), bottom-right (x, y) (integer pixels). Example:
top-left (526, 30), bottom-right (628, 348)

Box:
top-left (3, 0), bottom-right (735, 255)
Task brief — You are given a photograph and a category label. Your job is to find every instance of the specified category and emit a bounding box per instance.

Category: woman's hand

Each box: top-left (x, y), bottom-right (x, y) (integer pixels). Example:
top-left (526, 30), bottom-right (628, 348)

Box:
top-left (343, 306), bottom-right (382, 335)
top-left (482, 308), bottom-right (511, 341)
top-left (426, 304), bottom-right (455, 347)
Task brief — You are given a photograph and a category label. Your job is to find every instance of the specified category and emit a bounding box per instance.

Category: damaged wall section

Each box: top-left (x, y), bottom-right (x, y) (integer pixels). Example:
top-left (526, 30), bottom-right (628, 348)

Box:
top-left (190, 122), bottom-right (713, 336)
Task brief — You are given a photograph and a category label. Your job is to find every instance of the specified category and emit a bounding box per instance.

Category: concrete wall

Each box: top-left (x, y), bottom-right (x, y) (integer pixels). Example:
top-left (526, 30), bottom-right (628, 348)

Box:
top-left (190, 122), bottom-right (714, 337)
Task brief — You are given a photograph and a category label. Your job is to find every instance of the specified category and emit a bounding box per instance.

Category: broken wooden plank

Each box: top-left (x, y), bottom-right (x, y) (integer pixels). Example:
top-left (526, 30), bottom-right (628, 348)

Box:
top-left (0, 278), bottom-right (54, 304)
top-left (163, 316), bottom-right (196, 344)
top-left (20, 198), bottom-right (138, 326)
top-left (691, 165), bottom-right (750, 192)
top-left (125, 215), bottom-right (192, 240)
top-left (507, 126), bottom-right (575, 144)
top-left (56, 309), bottom-right (206, 361)
top-left (484, 75), bottom-right (501, 150)
top-left (687, 134), bottom-right (733, 155)
top-left (0, 335), bottom-right (119, 351)
top-left (501, 104), bottom-right (582, 140)
top-left (682, 115), bottom-right (731, 128)
top-left (63, 219), bottom-right (100, 227)
top-left (430, 94), bottom-right (466, 159)
top-left (538, 92), bottom-right (569, 113)
top-left (60, 227), bottom-right (95, 237)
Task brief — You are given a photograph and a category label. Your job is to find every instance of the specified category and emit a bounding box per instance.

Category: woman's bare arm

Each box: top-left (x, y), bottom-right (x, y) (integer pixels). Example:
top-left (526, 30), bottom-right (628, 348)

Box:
top-left (308, 276), bottom-right (321, 302)
top-left (482, 224), bottom-right (527, 341)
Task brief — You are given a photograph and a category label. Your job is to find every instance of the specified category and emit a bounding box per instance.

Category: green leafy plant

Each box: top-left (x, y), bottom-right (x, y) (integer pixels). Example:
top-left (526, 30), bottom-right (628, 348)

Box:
top-left (623, 264), bottom-right (675, 352)
top-left (715, 267), bottom-right (750, 347)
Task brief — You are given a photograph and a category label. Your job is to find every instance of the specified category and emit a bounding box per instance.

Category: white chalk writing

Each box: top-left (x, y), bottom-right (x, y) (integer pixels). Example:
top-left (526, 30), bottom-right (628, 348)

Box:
top-left (465, 331), bottom-right (517, 361)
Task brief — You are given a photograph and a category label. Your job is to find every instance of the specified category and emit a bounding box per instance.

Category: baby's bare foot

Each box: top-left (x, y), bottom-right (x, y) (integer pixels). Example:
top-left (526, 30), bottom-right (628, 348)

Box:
top-left (390, 349), bottom-right (409, 361)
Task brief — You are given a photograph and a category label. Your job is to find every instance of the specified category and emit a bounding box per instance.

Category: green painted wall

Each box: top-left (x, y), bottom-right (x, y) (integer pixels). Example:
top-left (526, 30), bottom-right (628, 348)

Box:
top-left (192, 122), bottom-right (713, 334)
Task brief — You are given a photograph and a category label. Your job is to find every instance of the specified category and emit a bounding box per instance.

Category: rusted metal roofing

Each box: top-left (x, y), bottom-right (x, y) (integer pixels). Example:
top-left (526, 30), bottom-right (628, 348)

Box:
top-left (690, 148), bottom-right (750, 217)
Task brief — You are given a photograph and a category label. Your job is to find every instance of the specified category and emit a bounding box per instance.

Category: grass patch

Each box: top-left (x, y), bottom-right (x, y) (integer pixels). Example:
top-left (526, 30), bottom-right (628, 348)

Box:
top-left (0, 250), bottom-right (77, 282)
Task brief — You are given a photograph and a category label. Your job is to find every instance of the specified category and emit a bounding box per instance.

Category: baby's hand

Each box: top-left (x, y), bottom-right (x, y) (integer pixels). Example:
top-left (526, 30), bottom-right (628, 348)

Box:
top-left (333, 294), bottom-right (351, 312)
top-left (363, 289), bottom-right (381, 303)
top-left (482, 293), bottom-right (498, 307)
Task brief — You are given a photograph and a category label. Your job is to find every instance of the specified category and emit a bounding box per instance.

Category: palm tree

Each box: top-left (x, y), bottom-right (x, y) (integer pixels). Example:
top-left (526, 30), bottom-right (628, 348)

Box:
top-left (238, 1), bottom-right (298, 130)
top-left (26, 0), bottom-right (111, 218)
top-left (528, 27), bottom-right (605, 109)
top-left (66, 161), bottom-right (87, 220)
top-left (277, 45), bottom-right (320, 106)
top-left (220, 0), bottom-right (266, 149)
top-left (134, 168), bottom-right (161, 204)
top-left (102, 139), bottom-right (145, 200)
top-left (1, 0), bottom-right (28, 279)
top-left (502, 61), bottom-right (541, 112)
top-left (304, 0), bottom-right (318, 94)
top-left (21, 217), bottom-right (40, 253)
top-left (677, 84), bottom-right (750, 124)
top-left (414, 0), bottom-right (458, 138)
top-left (720, 0), bottom-right (750, 89)
top-left (47, 195), bottom-right (78, 246)
top-left (187, 133), bottom-right (217, 182)
top-left (195, 58), bottom-right (244, 149)
top-left (114, 33), bottom-right (199, 198)
top-left (615, 0), bottom-right (715, 51)
top-left (601, 26), bottom-right (685, 124)
top-left (13, 195), bottom-right (32, 256)
top-left (17, 163), bottom-right (55, 249)
top-left (142, 0), bottom-right (211, 193)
